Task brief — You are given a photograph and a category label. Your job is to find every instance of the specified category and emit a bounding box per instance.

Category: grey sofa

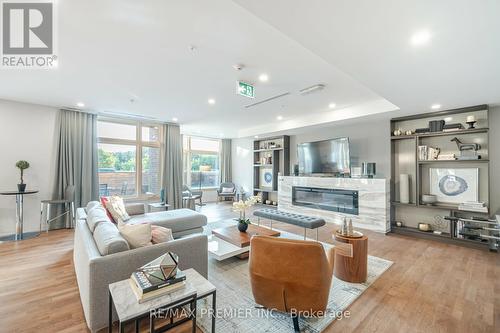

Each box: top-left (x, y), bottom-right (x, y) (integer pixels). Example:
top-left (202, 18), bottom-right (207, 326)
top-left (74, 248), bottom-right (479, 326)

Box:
top-left (74, 203), bottom-right (208, 332)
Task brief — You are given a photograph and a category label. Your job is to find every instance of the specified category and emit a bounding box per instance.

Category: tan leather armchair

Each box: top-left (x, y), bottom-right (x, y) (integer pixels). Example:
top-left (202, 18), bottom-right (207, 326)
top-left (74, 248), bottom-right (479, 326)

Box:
top-left (249, 236), bottom-right (335, 332)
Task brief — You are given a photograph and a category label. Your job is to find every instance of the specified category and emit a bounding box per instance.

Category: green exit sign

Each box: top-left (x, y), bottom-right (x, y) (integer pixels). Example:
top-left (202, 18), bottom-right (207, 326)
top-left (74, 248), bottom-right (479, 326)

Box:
top-left (237, 81), bottom-right (255, 98)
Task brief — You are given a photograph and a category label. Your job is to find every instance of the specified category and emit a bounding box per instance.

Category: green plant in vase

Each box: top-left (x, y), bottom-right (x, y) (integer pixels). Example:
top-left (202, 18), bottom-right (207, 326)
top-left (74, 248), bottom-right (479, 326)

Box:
top-left (15, 160), bottom-right (30, 192)
top-left (233, 196), bottom-right (259, 232)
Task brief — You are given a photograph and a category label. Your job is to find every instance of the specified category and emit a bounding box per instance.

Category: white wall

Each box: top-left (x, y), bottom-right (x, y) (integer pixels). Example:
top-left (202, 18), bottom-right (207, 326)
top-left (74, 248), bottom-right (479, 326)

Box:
top-left (0, 99), bottom-right (58, 234)
top-left (231, 137), bottom-right (254, 194)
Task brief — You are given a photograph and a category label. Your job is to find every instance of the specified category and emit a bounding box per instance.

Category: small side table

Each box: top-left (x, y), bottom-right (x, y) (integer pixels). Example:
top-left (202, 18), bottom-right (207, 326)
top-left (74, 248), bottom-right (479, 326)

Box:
top-left (147, 202), bottom-right (170, 212)
top-left (332, 232), bottom-right (368, 283)
top-left (108, 268), bottom-right (216, 333)
top-left (0, 190), bottom-right (39, 241)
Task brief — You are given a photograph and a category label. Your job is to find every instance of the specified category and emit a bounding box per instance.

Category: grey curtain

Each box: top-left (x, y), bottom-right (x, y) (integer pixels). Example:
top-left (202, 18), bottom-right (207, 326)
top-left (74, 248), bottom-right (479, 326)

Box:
top-left (161, 124), bottom-right (183, 209)
top-left (220, 139), bottom-right (232, 183)
top-left (52, 109), bottom-right (98, 229)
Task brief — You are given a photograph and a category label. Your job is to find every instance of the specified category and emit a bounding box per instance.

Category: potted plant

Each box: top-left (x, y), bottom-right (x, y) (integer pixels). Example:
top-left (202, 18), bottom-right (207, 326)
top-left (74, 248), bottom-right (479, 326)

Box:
top-left (15, 160), bottom-right (30, 192)
top-left (233, 196), bottom-right (259, 232)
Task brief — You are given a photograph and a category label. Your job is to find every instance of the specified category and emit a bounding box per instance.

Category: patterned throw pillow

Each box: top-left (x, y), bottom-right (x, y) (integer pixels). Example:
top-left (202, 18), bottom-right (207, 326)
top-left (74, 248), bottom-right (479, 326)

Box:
top-left (117, 221), bottom-right (152, 248)
top-left (104, 196), bottom-right (131, 222)
top-left (151, 225), bottom-right (174, 244)
top-left (100, 196), bottom-right (116, 222)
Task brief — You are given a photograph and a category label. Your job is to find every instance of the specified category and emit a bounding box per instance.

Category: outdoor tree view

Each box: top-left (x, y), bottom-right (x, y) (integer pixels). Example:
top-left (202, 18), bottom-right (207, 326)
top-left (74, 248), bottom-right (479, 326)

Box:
top-left (98, 148), bottom-right (137, 171)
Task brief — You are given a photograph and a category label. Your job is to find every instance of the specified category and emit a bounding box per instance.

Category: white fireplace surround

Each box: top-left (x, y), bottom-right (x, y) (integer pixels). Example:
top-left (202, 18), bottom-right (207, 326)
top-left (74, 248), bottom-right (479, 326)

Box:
top-left (278, 176), bottom-right (390, 233)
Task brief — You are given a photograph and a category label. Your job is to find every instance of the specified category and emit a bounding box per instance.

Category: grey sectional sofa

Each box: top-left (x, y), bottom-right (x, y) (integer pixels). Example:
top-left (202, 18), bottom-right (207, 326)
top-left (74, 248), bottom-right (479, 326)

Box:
top-left (74, 202), bottom-right (208, 332)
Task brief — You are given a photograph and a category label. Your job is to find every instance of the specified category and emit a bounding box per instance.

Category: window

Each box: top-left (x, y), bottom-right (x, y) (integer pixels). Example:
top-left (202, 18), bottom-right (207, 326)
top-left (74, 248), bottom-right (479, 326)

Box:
top-left (97, 120), bottom-right (161, 198)
top-left (183, 136), bottom-right (220, 189)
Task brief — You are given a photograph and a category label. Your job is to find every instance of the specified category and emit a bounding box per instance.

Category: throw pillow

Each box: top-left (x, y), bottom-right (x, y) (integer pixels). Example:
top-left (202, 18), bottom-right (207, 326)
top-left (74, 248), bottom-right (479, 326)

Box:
top-left (117, 221), bottom-right (152, 248)
top-left (151, 225), bottom-right (174, 244)
top-left (100, 196), bottom-right (115, 222)
top-left (105, 196), bottom-right (131, 222)
top-left (221, 187), bottom-right (233, 193)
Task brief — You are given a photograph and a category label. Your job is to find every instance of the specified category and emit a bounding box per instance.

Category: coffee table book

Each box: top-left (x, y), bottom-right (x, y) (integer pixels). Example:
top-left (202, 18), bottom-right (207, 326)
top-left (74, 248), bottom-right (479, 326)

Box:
top-left (131, 269), bottom-right (186, 295)
top-left (129, 279), bottom-right (186, 303)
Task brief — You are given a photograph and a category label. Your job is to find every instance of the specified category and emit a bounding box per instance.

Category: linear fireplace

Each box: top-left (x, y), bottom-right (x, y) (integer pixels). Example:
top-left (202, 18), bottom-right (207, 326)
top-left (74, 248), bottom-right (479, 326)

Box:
top-left (292, 186), bottom-right (359, 215)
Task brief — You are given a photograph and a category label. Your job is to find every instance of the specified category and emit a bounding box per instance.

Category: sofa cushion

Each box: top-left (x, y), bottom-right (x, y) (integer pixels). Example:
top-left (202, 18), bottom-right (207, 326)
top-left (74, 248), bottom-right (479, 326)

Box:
top-left (93, 221), bottom-right (130, 255)
top-left (221, 187), bottom-right (234, 193)
top-left (118, 221), bottom-right (152, 248)
top-left (86, 205), bottom-right (111, 233)
top-left (105, 196), bottom-right (131, 222)
top-left (151, 225), bottom-right (174, 244)
top-left (86, 201), bottom-right (101, 212)
top-left (126, 209), bottom-right (207, 233)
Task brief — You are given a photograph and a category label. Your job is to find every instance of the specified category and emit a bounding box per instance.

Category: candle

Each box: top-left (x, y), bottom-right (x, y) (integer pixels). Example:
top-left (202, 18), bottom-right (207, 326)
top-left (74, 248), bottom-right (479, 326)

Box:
top-left (467, 115), bottom-right (476, 123)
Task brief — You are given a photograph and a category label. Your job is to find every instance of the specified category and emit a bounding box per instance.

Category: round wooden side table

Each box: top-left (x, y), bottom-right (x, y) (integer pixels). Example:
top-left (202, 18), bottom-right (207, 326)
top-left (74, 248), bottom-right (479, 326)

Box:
top-left (333, 232), bottom-right (368, 283)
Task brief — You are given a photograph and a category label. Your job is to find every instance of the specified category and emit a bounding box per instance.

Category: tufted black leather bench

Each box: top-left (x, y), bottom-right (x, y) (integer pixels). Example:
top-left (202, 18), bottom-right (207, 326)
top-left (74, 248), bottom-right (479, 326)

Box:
top-left (253, 208), bottom-right (325, 240)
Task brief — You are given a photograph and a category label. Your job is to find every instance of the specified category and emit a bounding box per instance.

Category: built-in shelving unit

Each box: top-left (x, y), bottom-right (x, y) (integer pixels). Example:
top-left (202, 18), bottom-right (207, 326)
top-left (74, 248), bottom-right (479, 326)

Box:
top-left (253, 135), bottom-right (290, 207)
top-left (390, 105), bottom-right (493, 249)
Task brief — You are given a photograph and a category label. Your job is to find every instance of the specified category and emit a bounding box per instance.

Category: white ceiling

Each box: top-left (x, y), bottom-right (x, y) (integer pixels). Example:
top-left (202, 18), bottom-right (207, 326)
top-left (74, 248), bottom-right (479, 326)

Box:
top-left (234, 0), bottom-right (500, 117)
top-left (0, 0), bottom-right (498, 138)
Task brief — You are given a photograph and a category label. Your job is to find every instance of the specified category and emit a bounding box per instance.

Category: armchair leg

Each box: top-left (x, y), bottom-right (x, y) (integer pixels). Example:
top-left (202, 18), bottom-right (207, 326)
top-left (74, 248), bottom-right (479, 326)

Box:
top-left (292, 314), bottom-right (300, 332)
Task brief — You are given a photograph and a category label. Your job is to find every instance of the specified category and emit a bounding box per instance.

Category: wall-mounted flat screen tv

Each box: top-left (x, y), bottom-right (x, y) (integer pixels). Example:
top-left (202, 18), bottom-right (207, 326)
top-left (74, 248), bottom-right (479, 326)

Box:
top-left (297, 137), bottom-right (351, 176)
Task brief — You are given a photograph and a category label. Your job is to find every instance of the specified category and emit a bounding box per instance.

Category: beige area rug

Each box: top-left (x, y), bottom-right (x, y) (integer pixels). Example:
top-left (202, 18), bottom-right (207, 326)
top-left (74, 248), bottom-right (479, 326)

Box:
top-left (195, 220), bottom-right (393, 333)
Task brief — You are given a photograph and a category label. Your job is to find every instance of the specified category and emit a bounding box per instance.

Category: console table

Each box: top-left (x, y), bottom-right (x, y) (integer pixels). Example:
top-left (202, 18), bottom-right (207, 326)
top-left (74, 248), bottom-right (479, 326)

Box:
top-left (0, 190), bottom-right (39, 241)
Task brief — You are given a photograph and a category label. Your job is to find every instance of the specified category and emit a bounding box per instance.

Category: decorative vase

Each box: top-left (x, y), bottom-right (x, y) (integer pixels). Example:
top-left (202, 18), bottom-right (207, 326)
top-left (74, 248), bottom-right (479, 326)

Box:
top-left (399, 174), bottom-right (410, 204)
top-left (238, 222), bottom-right (248, 232)
top-left (17, 183), bottom-right (26, 192)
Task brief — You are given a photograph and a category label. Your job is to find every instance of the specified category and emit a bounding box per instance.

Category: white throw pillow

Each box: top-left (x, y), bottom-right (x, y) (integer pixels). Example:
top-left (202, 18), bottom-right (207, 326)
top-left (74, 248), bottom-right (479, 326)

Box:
top-left (221, 187), bottom-right (233, 193)
top-left (117, 221), bottom-right (152, 248)
top-left (105, 196), bottom-right (131, 222)
top-left (151, 225), bottom-right (174, 244)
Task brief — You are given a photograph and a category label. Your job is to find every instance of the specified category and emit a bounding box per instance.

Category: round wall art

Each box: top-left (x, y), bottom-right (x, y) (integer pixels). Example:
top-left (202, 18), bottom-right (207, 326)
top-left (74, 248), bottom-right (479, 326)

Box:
top-left (438, 175), bottom-right (468, 196)
top-left (429, 168), bottom-right (478, 204)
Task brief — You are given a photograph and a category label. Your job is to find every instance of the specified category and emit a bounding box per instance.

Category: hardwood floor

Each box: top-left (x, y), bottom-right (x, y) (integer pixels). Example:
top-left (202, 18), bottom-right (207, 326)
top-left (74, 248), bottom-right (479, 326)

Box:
top-left (0, 202), bottom-right (498, 332)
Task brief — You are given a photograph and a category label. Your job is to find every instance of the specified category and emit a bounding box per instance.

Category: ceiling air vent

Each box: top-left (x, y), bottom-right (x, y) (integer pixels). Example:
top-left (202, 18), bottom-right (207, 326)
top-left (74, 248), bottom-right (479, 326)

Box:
top-left (244, 92), bottom-right (290, 108)
top-left (299, 84), bottom-right (325, 95)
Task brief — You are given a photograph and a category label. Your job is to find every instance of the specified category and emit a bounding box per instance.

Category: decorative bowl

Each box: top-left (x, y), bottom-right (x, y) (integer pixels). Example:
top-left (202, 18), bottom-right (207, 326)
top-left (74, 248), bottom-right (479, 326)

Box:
top-left (421, 194), bottom-right (437, 205)
top-left (418, 223), bottom-right (432, 232)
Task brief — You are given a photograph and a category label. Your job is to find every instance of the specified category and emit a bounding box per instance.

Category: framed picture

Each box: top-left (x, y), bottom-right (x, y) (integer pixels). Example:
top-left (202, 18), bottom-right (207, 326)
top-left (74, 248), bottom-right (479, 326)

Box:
top-left (260, 168), bottom-right (273, 188)
top-left (429, 168), bottom-right (479, 204)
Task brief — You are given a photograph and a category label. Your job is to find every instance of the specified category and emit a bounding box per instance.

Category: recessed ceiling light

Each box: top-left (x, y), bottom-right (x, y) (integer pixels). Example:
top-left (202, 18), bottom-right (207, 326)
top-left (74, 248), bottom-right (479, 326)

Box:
top-left (444, 117), bottom-right (453, 122)
top-left (172, 117), bottom-right (178, 122)
top-left (328, 103), bottom-right (336, 109)
top-left (254, 135), bottom-right (259, 139)
top-left (276, 115), bottom-right (283, 121)
top-left (259, 73), bottom-right (269, 82)
top-left (431, 104), bottom-right (441, 110)
top-left (410, 30), bottom-right (431, 46)
top-left (76, 102), bottom-right (85, 108)
top-left (208, 98), bottom-right (216, 105)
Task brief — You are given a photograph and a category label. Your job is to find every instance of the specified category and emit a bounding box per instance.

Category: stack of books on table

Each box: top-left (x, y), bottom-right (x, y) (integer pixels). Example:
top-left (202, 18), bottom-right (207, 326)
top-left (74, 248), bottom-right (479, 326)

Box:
top-left (458, 201), bottom-right (488, 213)
top-left (129, 253), bottom-right (186, 303)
